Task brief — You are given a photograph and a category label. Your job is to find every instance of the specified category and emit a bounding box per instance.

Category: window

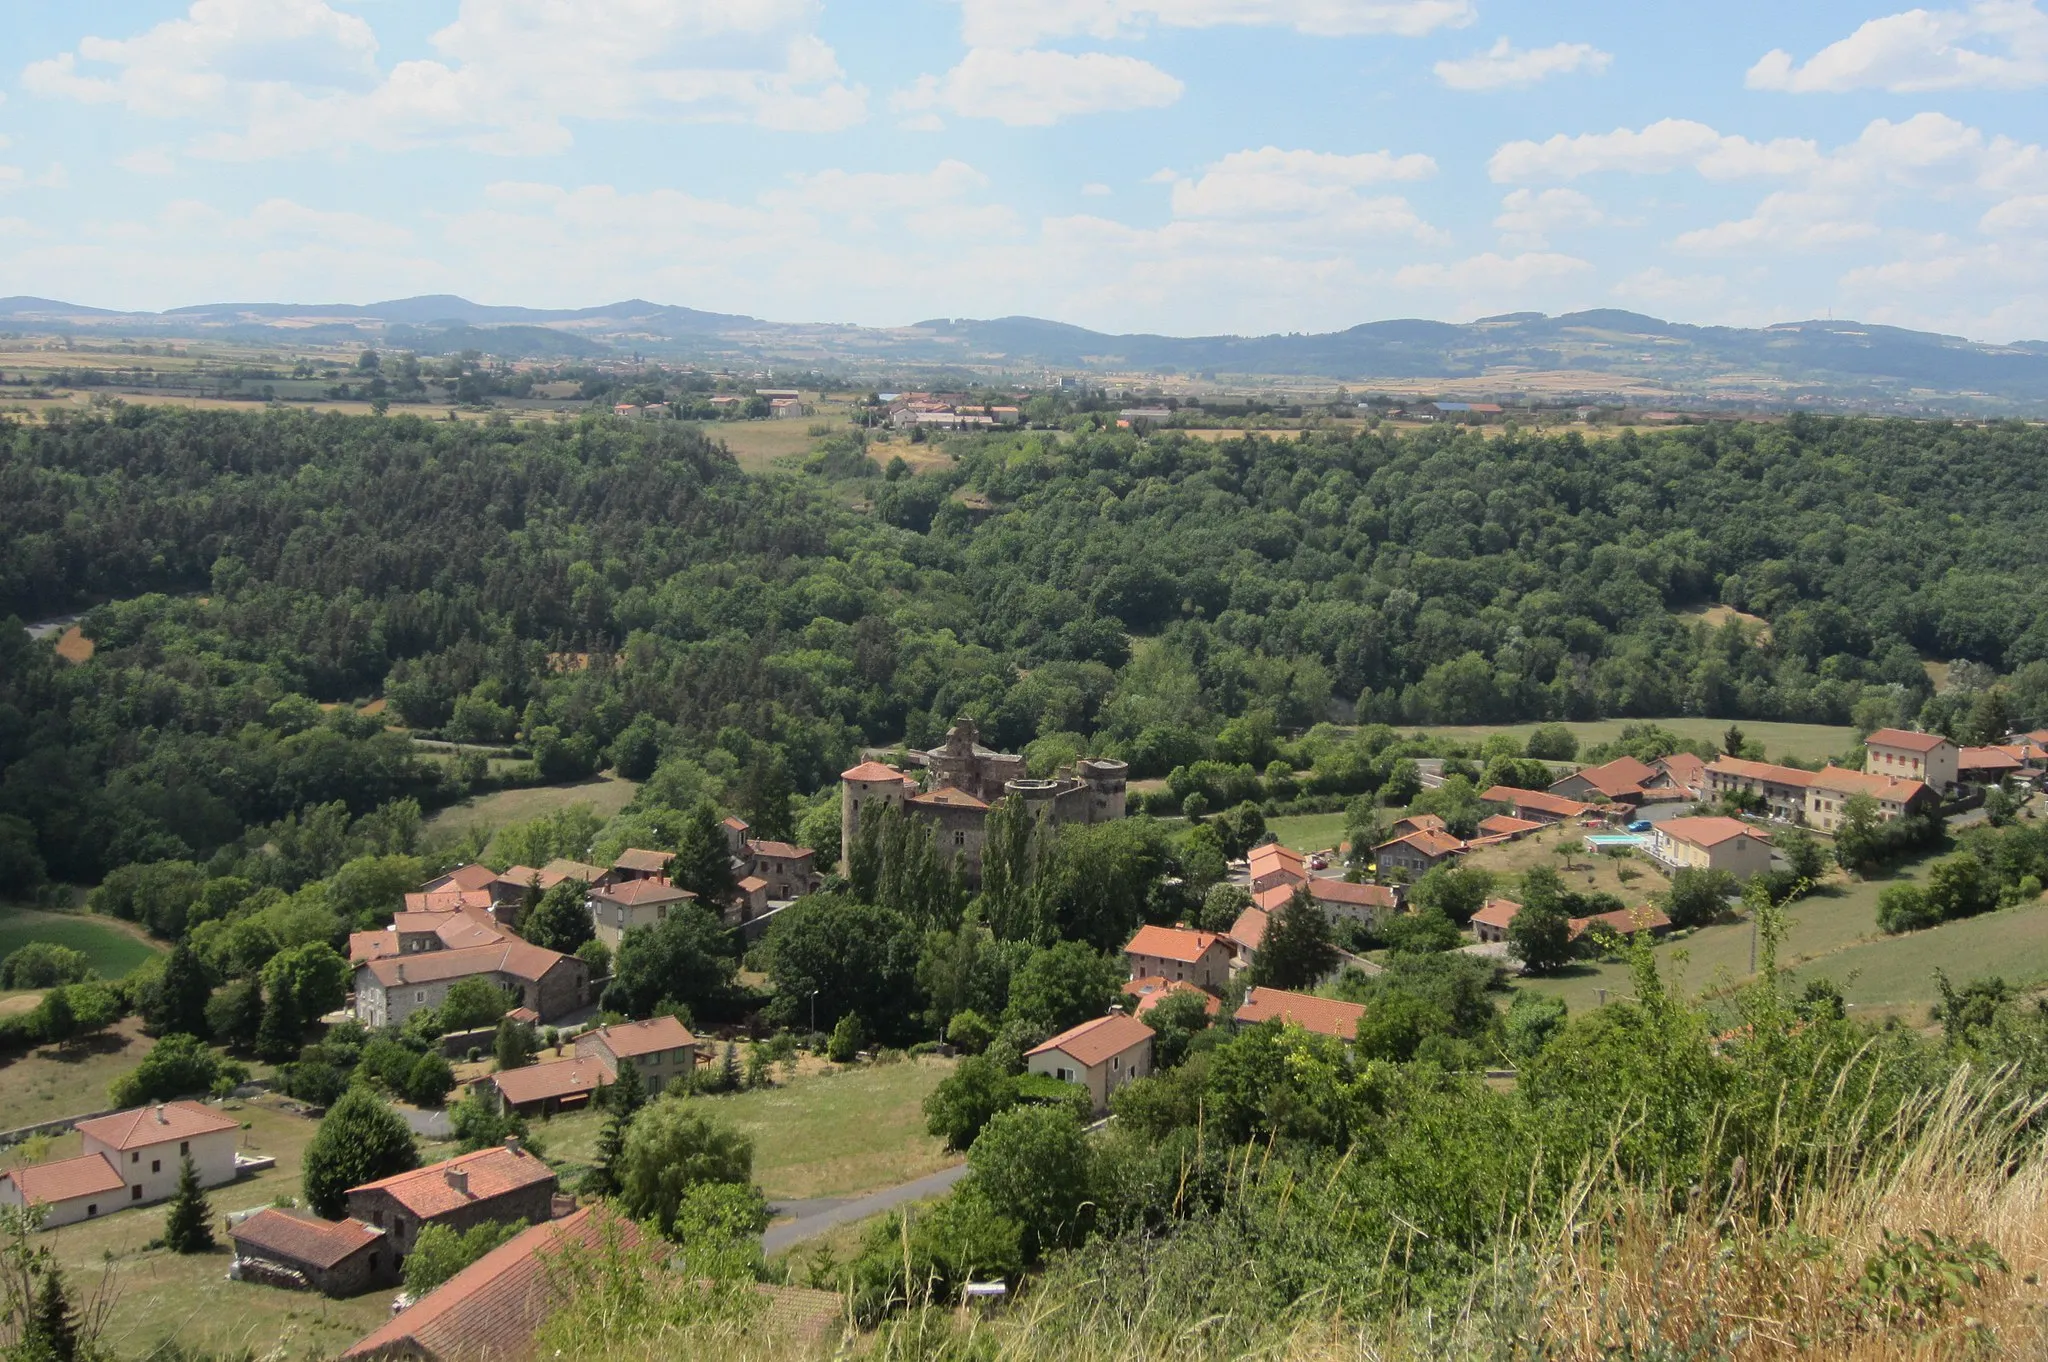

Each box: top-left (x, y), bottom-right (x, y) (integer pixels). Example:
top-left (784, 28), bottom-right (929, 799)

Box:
top-left (415, 991), bottom-right (426, 1004)
top-left (130, 1152), bottom-right (139, 1165)
top-left (151, 1159), bottom-right (161, 1174)
top-left (131, 1186), bottom-right (142, 1201)
top-left (87, 1205), bottom-right (97, 1217)
top-left (179, 1141), bottom-right (189, 1155)
top-left (953, 831), bottom-right (966, 847)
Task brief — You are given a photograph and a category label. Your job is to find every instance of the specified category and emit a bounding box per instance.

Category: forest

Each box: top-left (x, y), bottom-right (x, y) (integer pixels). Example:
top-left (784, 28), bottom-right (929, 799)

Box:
top-left (4, 407), bottom-right (2048, 893)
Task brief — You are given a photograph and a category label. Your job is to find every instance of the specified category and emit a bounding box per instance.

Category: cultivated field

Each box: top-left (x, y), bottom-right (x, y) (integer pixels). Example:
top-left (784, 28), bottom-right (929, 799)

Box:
top-left (1266, 812), bottom-right (1349, 854)
top-left (0, 905), bottom-right (163, 981)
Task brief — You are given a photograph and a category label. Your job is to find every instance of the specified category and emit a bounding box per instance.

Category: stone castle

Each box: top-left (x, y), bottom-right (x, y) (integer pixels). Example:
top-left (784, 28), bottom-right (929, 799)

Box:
top-left (840, 718), bottom-right (1128, 883)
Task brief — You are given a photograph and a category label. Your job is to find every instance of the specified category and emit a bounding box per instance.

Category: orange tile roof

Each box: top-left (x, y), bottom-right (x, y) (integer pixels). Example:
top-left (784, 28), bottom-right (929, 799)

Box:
top-left (1570, 905), bottom-right (1673, 938)
top-left (1472, 897), bottom-right (1521, 931)
top-left (1657, 816), bottom-right (1770, 848)
top-left (721, 816), bottom-right (750, 831)
top-left (611, 848), bottom-right (675, 874)
top-left (76, 1101), bottom-right (240, 1152)
top-left (1248, 843), bottom-right (1305, 868)
top-left (1374, 828), bottom-right (1466, 859)
top-left (1124, 924), bottom-right (1226, 964)
top-left (1867, 728), bottom-right (1951, 753)
top-left (1477, 813), bottom-right (1543, 838)
top-left (232, 1209), bottom-right (385, 1270)
top-left (350, 929), bottom-right (398, 965)
top-left (1391, 813), bottom-right (1446, 834)
top-left (1308, 879), bottom-right (1399, 910)
top-left (578, 1016), bottom-right (696, 1061)
top-left (738, 875), bottom-right (769, 894)
top-left (1481, 787), bottom-right (1595, 818)
top-left (360, 941), bottom-right (572, 989)
top-left (1571, 757), bottom-right (1658, 794)
top-left (1, 1153), bottom-right (122, 1206)
top-left (590, 879), bottom-right (694, 906)
top-left (1027, 1012), bottom-right (1154, 1067)
top-left (908, 785), bottom-right (989, 811)
top-left (1252, 883), bottom-right (1302, 914)
top-left (349, 1144), bottom-right (555, 1221)
top-left (429, 864), bottom-right (500, 894)
top-left (1235, 987), bottom-right (1367, 1042)
top-left (536, 859), bottom-right (603, 889)
top-left (842, 761), bottom-right (910, 782)
top-left (1122, 976), bottom-right (1221, 1016)
top-left (1809, 765), bottom-right (1930, 803)
top-left (1654, 753), bottom-right (1708, 792)
top-left (1707, 756), bottom-right (1818, 787)
top-left (405, 888), bottom-right (497, 915)
top-left (1961, 746), bottom-right (2025, 772)
top-left (488, 1057), bottom-right (613, 1108)
top-left (748, 840), bottom-right (812, 861)
top-left (1227, 906), bottom-right (1269, 952)
top-left (341, 1205), bottom-right (634, 1361)
top-left (497, 866), bottom-right (542, 889)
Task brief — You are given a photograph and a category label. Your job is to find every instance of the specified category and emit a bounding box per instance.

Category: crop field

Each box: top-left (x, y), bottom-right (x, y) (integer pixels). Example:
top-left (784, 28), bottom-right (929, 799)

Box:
top-left (0, 905), bottom-right (163, 981)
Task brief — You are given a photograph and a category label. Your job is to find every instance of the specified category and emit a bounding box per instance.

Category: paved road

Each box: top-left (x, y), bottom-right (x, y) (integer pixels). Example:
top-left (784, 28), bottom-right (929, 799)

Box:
top-left (762, 1163), bottom-right (969, 1256)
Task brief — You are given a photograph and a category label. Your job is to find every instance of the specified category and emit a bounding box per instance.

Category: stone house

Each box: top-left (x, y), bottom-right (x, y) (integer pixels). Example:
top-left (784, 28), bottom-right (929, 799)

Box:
top-left (231, 1209), bottom-right (393, 1297)
top-left (352, 942), bottom-right (587, 1029)
top-left (345, 1143), bottom-right (557, 1267)
top-left (1123, 925), bottom-right (1234, 992)
top-left (573, 1016), bottom-right (698, 1096)
top-left (585, 879), bottom-right (696, 950)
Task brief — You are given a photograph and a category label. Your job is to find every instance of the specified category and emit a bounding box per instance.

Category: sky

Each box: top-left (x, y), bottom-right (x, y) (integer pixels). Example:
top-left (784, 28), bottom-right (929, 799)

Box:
top-left (4, 0), bottom-right (2048, 341)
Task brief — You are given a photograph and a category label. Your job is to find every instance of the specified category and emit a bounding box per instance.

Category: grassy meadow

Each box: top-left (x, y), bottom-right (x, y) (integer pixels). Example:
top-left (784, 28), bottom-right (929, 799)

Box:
top-left (0, 905), bottom-right (162, 982)
top-left (420, 775), bottom-right (641, 856)
top-left (1402, 717), bottom-right (1858, 765)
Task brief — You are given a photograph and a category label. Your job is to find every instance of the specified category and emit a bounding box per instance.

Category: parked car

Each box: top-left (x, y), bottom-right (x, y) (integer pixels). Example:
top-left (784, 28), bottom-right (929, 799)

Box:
top-left (1626, 820), bottom-right (1652, 833)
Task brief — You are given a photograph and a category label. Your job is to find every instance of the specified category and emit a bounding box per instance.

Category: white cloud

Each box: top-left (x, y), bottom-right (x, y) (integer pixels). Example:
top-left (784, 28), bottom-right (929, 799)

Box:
top-left (1434, 38), bottom-right (1611, 91)
top-left (1390, 251), bottom-right (1591, 291)
top-left (892, 48), bottom-right (1183, 126)
top-left (1610, 267), bottom-right (1731, 310)
top-left (1748, 0), bottom-right (2048, 93)
top-left (1082, 182), bottom-right (1113, 196)
top-left (1674, 191), bottom-right (1881, 254)
top-left (1984, 193), bottom-right (2048, 233)
top-left (1490, 119), bottom-right (1822, 182)
top-left (1170, 146), bottom-right (1435, 216)
top-left (0, 166), bottom-right (23, 191)
top-left (955, 0), bottom-right (1474, 48)
top-left (1493, 187), bottom-right (1604, 249)
top-left (23, 0), bottom-right (868, 158)
top-left (117, 148), bottom-right (178, 176)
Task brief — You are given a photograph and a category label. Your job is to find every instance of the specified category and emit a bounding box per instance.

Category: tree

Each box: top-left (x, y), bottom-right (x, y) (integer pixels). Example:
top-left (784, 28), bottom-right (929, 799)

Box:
top-left (143, 943), bottom-right (214, 1040)
top-left (440, 977), bottom-right (518, 1032)
top-left (924, 1055), bottom-right (1019, 1151)
top-left (162, 1156), bottom-right (215, 1254)
top-left (1409, 865), bottom-right (1494, 927)
top-left (1876, 883), bottom-right (1940, 934)
top-left (520, 880), bottom-right (594, 956)
top-left (601, 906), bottom-right (736, 1020)
top-left (1212, 803), bottom-right (1267, 861)
top-left (967, 1105), bottom-right (1092, 1260)
top-left (204, 977), bottom-right (264, 1052)
top-left (1524, 725), bottom-right (1579, 761)
top-left (1142, 988), bottom-right (1214, 1069)
top-left (403, 1220), bottom-right (526, 1297)
top-left (1507, 870), bottom-right (1574, 975)
top-left (494, 1016), bottom-right (537, 1071)
top-left (1925, 854), bottom-right (1996, 923)
top-left (1502, 990), bottom-right (1568, 1061)
top-left (404, 1051), bottom-right (455, 1107)
top-left (0, 943), bottom-right (90, 991)
top-left (1248, 888), bottom-right (1339, 990)
top-left (762, 895), bottom-right (920, 1042)
top-left (826, 1013), bottom-right (864, 1063)
top-left (24, 1267), bottom-right (79, 1362)
top-left (109, 1033), bottom-right (245, 1107)
top-left (946, 1009), bottom-right (995, 1054)
top-left (1774, 828), bottom-right (1830, 886)
top-left (618, 1101), bottom-right (754, 1237)
top-left (1664, 868), bottom-right (1739, 929)
top-left (1963, 687), bottom-right (2015, 747)
top-left (1003, 942), bottom-right (1121, 1037)
top-left (260, 942), bottom-right (351, 1035)
top-left (303, 1087), bottom-right (419, 1218)
top-left (1834, 792), bottom-right (1884, 871)
top-left (1723, 724), bottom-right (1746, 758)
top-left (1379, 907), bottom-right (1462, 955)
top-left (672, 800), bottom-right (737, 908)
top-left (583, 1060), bottom-right (644, 1198)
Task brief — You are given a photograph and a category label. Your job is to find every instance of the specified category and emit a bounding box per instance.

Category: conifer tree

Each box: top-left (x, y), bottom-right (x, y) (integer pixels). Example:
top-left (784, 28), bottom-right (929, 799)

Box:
top-left (162, 1155), bottom-right (215, 1254)
top-left (25, 1268), bottom-right (78, 1362)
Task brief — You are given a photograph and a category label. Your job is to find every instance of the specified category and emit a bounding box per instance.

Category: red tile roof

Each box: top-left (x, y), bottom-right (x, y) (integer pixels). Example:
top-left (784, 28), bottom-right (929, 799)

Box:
top-left (76, 1101), bottom-right (240, 1152)
top-left (488, 1057), bottom-right (613, 1108)
top-left (349, 1144), bottom-right (555, 1221)
top-left (721, 816), bottom-right (750, 831)
top-left (1810, 765), bottom-right (1931, 803)
top-left (738, 875), bottom-right (769, 894)
top-left (1481, 787), bottom-right (1595, 818)
top-left (1568, 757), bottom-right (1658, 796)
top-left (341, 1206), bottom-right (635, 1361)
top-left (1708, 756), bottom-right (1816, 786)
top-left (405, 888), bottom-right (497, 915)
top-left (1391, 814), bottom-right (1446, 835)
top-left (908, 785), bottom-right (988, 811)
top-left (1867, 728), bottom-right (1951, 753)
top-left (1252, 883), bottom-right (1303, 914)
top-left (577, 1016), bottom-right (695, 1061)
top-left (842, 761), bottom-right (910, 783)
top-left (232, 1209), bottom-right (385, 1270)
top-left (1124, 924), bottom-right (1226, 964)
top-left (748, 841), bottom-right (811, 861)
top-left (1374, 828), bottom-right (1466, 859)
top-left (1228, 906), bottom-right (1269, 952)
top-left (1657, 816), bottom-right (1770, 848)
top-left (1, 1153), bottom-right (121, 1206)
top-left (611, 848), bottom-right (675, 874)
top-left (1570, 905), bottom-right (1673, 938)
top-left (1122, 977), bottom-right (1220, 1016)
top-left (1653, 753), bottom-right (1708, 793)
top-left (1308, 879), bottom-right (1399, 910)
top-left (1471, 897), bottom-right (1521, 931)
top-left (536, 859), bottom-right (603, 889)
top-left (1960, 746), bottom-right (2025, 773)
top-left (1478, 813), bottom-right (1544, 838)
top-left (590, 879), bottom-right (694, 906)
top-left (429, 864), bottom-right (500, 894)
top-left (1027, 1013), bottom-right (1154, 1067)
top-left (1235, 987), bottom-right (1367, 1042)
top-left (360, 941), bottom-right (573, 989)
top-left (1249, 842), bottom-right (1305, 865)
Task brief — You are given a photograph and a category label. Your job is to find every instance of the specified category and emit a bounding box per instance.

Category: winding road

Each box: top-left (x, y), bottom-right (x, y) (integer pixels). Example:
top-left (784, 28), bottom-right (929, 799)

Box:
top-left (761, 1163), bottom-right (970, 1255)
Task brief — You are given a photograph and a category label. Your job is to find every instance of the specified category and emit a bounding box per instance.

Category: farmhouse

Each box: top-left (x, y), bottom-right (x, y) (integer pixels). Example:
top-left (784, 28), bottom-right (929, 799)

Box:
top-left (1248, 842), bottom-right (1310, 894)
top-left (1372, 827), bottom-right (1466, 878)
top-left (1705, 757), bottom-right (1934, 832)
top-left (1549, 757), bottom-right (1657, 805)
top-left (1253, 878), bottom-right (1400, 932)
top-left (484, 1055), bottom-right (614, 1117)
top-left (345, 1143), bottom-right (557, 1265)
top-left (1124, 924), bottom-right (1234, 992)
top-left (231, 1209), bottom-right (393, 1297)
top-left (1479, 787), bottom-right (1594, 824)
top-left (1649, 817), bottom-right (1776, 879)
top-left (353, 940), bottom-right (587, 1028)
top-left (1025, 1013), bottom-right (1154, 1112)
top-left (1959, 746), bottom-right (2025, 788)
top-left (1570, 905), bottom-right (1675, 940)
top-left (585, 879), bottom-right (696, 950)
top-left (573, 1016), bottom-right (699, 1096)
top-left (1234, 987), bottom-right (1367, 1045)
top-left (1865, 729), bottom-right (1959, 794)
top-left (1471, 897), bottom-right (1521, 944)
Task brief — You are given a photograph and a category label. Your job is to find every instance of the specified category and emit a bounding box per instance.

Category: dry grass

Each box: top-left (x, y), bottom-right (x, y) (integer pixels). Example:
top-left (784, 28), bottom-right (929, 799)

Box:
top-left (0, 1017), bottom-right (158, 1129)
top-left (52, 626), bottom-right (94, 663)
top-left (421, 776), bottom-right (641, 853)
top-left (1463, 821), bottom-right (1673, 906)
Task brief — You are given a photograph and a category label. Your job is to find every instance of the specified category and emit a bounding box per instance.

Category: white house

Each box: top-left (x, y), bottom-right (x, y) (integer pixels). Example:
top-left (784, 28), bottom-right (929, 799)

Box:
top-left (1, 1102), bottom-right (240, 1228)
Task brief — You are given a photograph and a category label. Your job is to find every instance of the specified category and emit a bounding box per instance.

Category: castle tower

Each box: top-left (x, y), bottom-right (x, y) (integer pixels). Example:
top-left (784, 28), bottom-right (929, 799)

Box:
top-left (839, 761), bottom-right (912, 874)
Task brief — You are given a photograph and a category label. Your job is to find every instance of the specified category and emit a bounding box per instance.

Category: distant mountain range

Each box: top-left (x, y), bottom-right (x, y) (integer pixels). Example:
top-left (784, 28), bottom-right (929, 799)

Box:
top-left (4, 295), bottom-right (2047, 410)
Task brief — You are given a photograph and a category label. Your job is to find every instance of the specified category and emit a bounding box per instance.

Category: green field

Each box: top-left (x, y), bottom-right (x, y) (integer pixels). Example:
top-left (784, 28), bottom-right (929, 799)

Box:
top-left (537, 1056), bottom-right (958, 1200)
top-left (1266, 812), bottom-right (1349, 854)
top-left (1404, 718), bottom-right (1858, 766)
top-left (421, 775), bottom-right (641, 855)
top-left (0, 1016), bottom-right (160, 1128)
top-left (0, 905), bottom-right (163, 980)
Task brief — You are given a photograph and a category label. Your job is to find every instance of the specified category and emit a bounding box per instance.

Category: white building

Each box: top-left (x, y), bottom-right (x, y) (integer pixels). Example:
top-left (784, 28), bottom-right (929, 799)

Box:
top-left (0, 1102), bottom-right (240, 1228)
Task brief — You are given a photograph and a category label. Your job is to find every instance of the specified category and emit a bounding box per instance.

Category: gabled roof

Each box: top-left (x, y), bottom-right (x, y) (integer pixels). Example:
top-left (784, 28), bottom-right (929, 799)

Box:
top-left (1657, 816), bottom-right (1770, 848)
top-left (1252, 883), bottom-right (1305, 914)
top-left (428, 864), bottom-right (500, 894)
top-left (1234, 987), bottom-right (1367, 1042)
top-left (348, 1144), bottom-right (555, 1221)
top-left (1248, 842), bottom-right (1305, 869)
top-left (1027, 1012), bottom-right (1154, 1067)
top-left (405, 888), bottom-right (498, 915)
top-left (1809, 765), bottom-right (1931, 803)
top-left (590, 879), bottom-right (694, 907)
top-left (76, 1101), bottom-right (240, 1151)
top-left (721, 816), bottom-right (750, 832)
top-left (1124, 924), bottom-right (1226, 964)
top-left (1960, 746), bottom-right (2025, 773)
top-left (611, 848), bottom-right (675, 874)
top-left (1558, 757), bottom-right (1654, 799)
top-left (341, 1206), bottom-right (633, 1361)
top-left (1477, 813), bottom-right (1544, 838)
top-left (908, 785), bottom-right (988, 811)
top-left (1122, 977), bottom-right (1220, 1016)
top-left (578, 1015), bottom-right (696, 1060)
top-left (738, 875), bottom-right (769, 894)
top-left (1480, 786), bottom-right (1594, 818)
top-left (1, 1153), bottom-right (122, 1206)
top-left (360, 940), bottom-right (573, 989)
top-left (1308, 879), bottom-right (1399, 910)
top-left (497, 866), bottom-right (542, 889)
top-left (1390, 813), bottom-right (1446, 835)
top-left (232, 1209), bottom-right (385, 1270)
top-left (1653, 753), bottom-right (1708, 793)
top-left (536, 859), bottom-right (603, 889)
top-left (349, 929), bottom-right (398, 965)
top-left (488, 1057), bottom-right (613, 1107)
top-left (1708, 756), bottom-right (1817, 787)
top-left (1373, 828), bottom-right (1466, 859)
top-left (842, 761), bottom-right (910, 783)
top-left (1570, 905), bottom-right (1673, 938)
top-left (747, 840), bottom-right (811, 861)
top-left (1471, 897), bottom-right (1521, 931)
top-left (1866, 728), bottom-right (1952, 753)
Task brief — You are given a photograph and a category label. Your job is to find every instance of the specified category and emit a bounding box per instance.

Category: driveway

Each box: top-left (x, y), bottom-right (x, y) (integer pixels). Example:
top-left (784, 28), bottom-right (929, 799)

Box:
top-left (761, 1163), bottom-right (969, 1256)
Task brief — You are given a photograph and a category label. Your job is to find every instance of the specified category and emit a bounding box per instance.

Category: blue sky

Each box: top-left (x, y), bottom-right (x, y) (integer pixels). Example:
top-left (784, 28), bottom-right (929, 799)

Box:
top-left (5, 0), bottom-right (2048, 340)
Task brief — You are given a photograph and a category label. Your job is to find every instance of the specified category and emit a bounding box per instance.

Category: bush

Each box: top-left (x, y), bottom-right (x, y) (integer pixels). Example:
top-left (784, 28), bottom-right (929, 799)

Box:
top-left (618, 1100), bottom-right (754, 1237)
top-left (403, 1219), bottom-right (526, 1296)
top-left (0, 942), bottom-right (91, 990)
top-left (110, 1033), bottom-right (246, 1107)
top-left (827, 1013), bottom-right (864, 1063)
top-left (403, 1051), bottom-right (456, 1107)
top-left (1524, 725), bottom-right (1579, 762)
top-left (1876, 883), bottom-right (1941, 934)
top-left (925, 1055), bottom-right (1018, 1151)
top-left (946, 1010), bottom-right (995, 1055)
top-left (967, 1105), bottom-right (1092, 1260)
top-left (440, 978), bottom-right (517, 1032)
top-left (302, 1087), bottom-right (419, 1218)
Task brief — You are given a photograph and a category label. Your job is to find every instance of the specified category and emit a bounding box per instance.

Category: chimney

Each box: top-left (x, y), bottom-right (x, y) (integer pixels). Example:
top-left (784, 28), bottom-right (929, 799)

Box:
top-left (505, 1136), bottom-right (522, 1155)
top-left (154, 1104), bottom-right (167, 1124)
top-left (445, 1167), bottom-right (469, 1195)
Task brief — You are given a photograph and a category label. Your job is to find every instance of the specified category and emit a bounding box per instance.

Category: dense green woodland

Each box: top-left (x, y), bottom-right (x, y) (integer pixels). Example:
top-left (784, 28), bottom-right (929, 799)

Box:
top-left (4, 407), bottom-right (2048, 888)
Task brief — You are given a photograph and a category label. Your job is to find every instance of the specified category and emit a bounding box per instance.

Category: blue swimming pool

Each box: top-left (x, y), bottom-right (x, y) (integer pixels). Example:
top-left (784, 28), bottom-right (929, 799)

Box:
top-left (1584, 833), bottom-right (1649, 849)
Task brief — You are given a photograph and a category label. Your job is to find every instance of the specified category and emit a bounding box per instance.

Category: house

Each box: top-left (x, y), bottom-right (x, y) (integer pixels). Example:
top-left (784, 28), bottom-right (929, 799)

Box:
top-left (744, 840), bottom-right (820, 901)
top-left (339, 1206), bottom-right (627, 1362)
top-left (1477, 813), bottom-right (1544, 841)
top-left (403, 888), bottom-right (498, 917)
top-left (1471, 897), bottom-right (1521, 944)
top-left (1865, 729), bottom-right (1959, 794)
top-left (1225, 906), bottom-right (1268, 965)
top-left (0, 1154), bottom-right (125, 1229)
top-left (606, 849), bottom-right (675, 886)
top-left (1253, 878), bottom-right (1400, 932)
top-left (1647, 753), bottom-right (1709, 800)
top-left (231, 1209), bottom-right (393, 1297)
top-left (721, 815), bottom-right (751, 857)
top-left (1372, 827), bottom-right (1466, 878)
top-left (1959, 746), bottom-right (2025, 788)
top-left (1549, 757), bottom-right (1657, 805)
top-left (573, 1016), bottom-right (699, 1096)
top-left (585, 879), bottom-right (696, 950)
top-left (351, 906), bottom-right (510, 967)
top-left (1479, 787), bottom-right (1594, 824)
top-left (1248, 843), bottom-right (1310, 894)
top-left (736, 876), bottom-right (770, 921)
top-left (484, 1056), bottom-right (614, 1117)
top-left (1570, 905), bottom-right (1675, 940)
top-left (1705, 757), bottom-right (1816, 822)
top-left (1802, 766), bottom-right (1935, 832)
top-left (1025, 1013), bottom-right (1154, 1112)
top-left (1388, 814), bottom-right (1447, 839)
top-left (1122, 976), bottom-right (1220, 1017)
top-left (1123, 925), bottom-right (1234, 992)
top-left (346, 1143), bottom-right (557, 1265)
top-left (353, 942), bottom-right (588, 1028)
top-left (1233, 987), bottom-right (1367, 1045)
top-left (1649, 817), bottom-right (1776, 879)
top-left (535, 859), bottom-right (605, 892)
top-left (420, 864), bottom-right (500, 897)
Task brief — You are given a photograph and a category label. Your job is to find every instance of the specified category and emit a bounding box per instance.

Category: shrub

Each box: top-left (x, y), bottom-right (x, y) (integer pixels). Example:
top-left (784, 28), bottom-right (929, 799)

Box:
top-left (302, 1088), bottom-right (419, 1218)
top-left (0, 942), bottom-right (91, 990)
top-left (1876, 883), bottom-right (1941, 934)
top-left (618, 1100), bottom-right (754, 1238)
top-left (827, 1013), bottom-right (864, 1063)
top-left (403, 1219), bottom-right (527, 1296)
top-left (110, 1033), bottom-right (246, 1107)
top-left (403, 1051), bottom-right (456, 1107)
